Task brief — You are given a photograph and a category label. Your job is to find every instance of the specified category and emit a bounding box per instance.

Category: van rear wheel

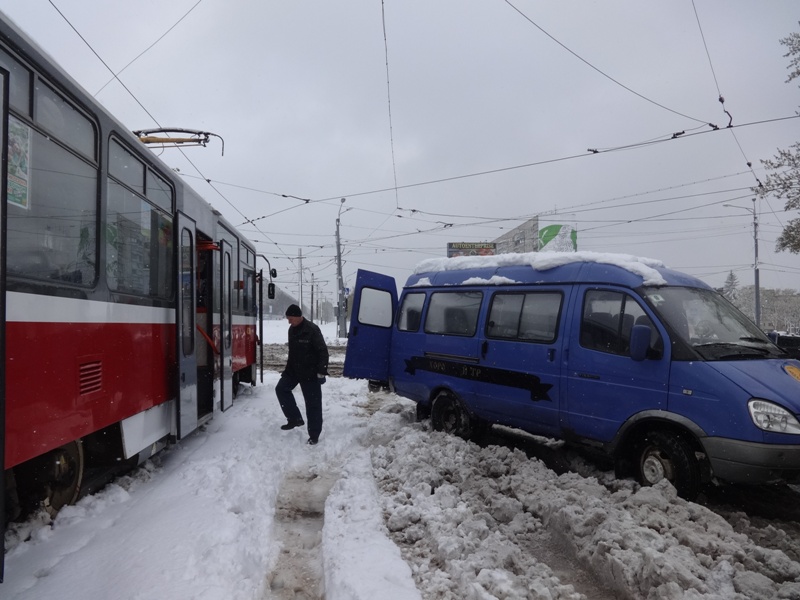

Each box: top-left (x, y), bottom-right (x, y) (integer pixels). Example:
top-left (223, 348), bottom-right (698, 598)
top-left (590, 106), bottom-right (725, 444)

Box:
top-left (431, 392), bottom-right (473, 440)
top-left (637, 431), bottom-right (701, 500)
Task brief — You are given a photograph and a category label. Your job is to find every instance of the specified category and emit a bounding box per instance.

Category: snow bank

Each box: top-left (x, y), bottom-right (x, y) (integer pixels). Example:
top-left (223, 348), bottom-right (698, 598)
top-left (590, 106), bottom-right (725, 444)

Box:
top-left (373, 426), bottom-right (800, 600)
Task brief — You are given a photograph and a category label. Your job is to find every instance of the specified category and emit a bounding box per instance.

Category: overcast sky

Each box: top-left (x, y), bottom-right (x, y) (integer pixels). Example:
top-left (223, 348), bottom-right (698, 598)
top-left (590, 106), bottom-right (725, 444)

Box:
top-left (1, 1), bottom-right (798, 302)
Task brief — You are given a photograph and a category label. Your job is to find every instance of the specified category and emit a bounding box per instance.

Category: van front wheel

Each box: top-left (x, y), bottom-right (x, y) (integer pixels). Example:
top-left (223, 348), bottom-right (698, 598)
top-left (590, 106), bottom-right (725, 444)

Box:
top-left (431, 392), bottom-right (473, 440)
top-left (637, 431), bottom-right (701, 500)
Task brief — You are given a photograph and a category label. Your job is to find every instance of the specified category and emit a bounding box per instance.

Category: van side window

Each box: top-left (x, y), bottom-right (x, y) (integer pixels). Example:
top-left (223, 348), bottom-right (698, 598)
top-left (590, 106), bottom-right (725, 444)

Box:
top-left (398, 292), bottom-right (425, 332)
top-left (487, 292), bottom-right (561, 342)
top-left (581, 290), bottom-right (659, 356)
top-left (425, 291), bottom-right (482, 336)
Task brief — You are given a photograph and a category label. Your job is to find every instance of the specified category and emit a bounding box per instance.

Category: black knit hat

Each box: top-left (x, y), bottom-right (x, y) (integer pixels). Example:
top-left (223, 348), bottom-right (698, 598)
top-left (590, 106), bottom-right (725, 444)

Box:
top-left (285, 304), bottom-right (302, 317)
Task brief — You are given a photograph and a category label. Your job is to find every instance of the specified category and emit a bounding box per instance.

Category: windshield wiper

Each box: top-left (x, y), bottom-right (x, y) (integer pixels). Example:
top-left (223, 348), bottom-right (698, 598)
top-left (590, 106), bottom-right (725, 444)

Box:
top-left (693, 341), bottom-right (772, 359)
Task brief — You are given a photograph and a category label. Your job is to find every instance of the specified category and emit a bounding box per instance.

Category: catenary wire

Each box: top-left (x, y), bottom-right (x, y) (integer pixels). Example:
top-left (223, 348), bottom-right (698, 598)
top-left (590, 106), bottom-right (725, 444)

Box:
top-left (502, 0), bottom-right (711, 125)
top-left (93, 0), bottom-right (204, 96)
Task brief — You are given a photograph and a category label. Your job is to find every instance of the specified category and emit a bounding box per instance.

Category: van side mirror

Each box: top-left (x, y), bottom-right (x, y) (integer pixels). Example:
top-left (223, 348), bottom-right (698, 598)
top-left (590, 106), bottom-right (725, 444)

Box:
top-left (267, 282), bottom-right (275, 299)
top-left (630, 324), bottom-right (652, 362)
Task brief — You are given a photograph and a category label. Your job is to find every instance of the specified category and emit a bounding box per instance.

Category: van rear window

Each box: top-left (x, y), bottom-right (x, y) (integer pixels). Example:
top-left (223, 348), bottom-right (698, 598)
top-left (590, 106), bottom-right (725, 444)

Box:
top-left (357, 287), bottom-right (393, 327)
top-left (425, 291), bottom-right (482, 336)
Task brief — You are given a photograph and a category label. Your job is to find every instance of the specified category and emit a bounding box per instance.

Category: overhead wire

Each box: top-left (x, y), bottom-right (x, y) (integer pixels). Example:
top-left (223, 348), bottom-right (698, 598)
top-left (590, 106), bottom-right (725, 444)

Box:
top-left (502, 0), bottom-right (712, 125)
top-left (381, 0), bottom-right (401, 211)
top-left (225, 113), bottom-right (796, 230)
top-left (50, 1), bottom-right (794, 284)
top-left (691, 0), bottom-right (763, 187)
top-left (93, 0), bottom-right (204, 96)
top-left (313, 115), bottom-right (796, 203)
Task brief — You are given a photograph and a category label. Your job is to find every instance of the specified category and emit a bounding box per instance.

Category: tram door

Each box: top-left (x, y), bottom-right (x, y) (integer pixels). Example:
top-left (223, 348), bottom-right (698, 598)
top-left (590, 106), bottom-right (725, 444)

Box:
top-left (175, 212), bottom-right (199, 439)
top-left (0, 67), bottom-right (9, 583)
top-left (219, 238), bottom-right (233, 411)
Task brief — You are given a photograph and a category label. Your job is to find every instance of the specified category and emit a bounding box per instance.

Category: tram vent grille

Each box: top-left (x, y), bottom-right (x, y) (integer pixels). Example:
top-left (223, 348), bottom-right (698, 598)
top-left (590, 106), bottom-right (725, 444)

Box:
top-left (79, 361), bottom-right (102, 395)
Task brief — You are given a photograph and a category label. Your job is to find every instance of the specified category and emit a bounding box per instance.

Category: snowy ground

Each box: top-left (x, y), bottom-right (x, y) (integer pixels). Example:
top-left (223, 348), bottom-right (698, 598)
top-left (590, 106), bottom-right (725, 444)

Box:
top-left (4, 320), bottom-right (800, 599)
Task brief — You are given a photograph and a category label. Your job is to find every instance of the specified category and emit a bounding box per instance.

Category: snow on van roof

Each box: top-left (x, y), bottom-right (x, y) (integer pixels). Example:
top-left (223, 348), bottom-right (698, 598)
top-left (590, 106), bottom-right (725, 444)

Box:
top-left (414, 251), bottom-right (668, 286)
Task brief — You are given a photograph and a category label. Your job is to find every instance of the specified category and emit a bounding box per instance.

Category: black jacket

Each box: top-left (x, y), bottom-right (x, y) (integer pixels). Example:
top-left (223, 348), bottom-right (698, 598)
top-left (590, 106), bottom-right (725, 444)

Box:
top-left (283, 319), bottom-right (329, 381)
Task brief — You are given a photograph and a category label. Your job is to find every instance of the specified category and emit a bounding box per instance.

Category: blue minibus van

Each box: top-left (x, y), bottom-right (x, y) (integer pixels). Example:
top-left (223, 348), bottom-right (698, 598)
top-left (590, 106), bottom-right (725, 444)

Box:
top-left (343, 251), bottom-right (800, 499)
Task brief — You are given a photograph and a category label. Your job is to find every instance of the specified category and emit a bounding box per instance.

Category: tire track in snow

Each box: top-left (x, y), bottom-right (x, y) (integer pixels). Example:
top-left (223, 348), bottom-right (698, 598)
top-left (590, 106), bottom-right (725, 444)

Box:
top-left (266, 468), bottom-right (340, 599)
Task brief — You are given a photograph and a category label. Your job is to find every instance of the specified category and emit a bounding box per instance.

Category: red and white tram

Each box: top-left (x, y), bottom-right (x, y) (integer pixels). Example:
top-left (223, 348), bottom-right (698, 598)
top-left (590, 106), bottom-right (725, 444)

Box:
top-left (0, 12), bottom-right (270, 579)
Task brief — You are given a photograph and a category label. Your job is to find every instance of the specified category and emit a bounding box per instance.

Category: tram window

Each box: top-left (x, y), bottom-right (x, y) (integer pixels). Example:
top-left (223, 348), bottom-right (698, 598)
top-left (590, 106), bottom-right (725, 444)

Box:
top-left (6, 119), bottom-right (98, 286)
top-left (242, 268), bottom-right (255, 314)
top-left (106, 181), bottom-right (173, 299)
top-left (222, 250), bottom-right (231, 349)
top-left (109, 138), bottom-right (144, 194)
top-left (219, 228), bottom-right (239, 310)
top-left (147, 168), bottom-right (172, 213)
top-left (181, 228), bottom-right (194, 357)
top-left (35, 81), bottom-right (95, 160)
top-left (0, 48), bottom-right (31, 114)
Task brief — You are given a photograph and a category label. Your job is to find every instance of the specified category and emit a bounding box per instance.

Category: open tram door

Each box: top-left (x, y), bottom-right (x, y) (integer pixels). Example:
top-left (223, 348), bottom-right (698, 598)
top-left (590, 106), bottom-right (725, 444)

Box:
top-left (219, 238), bottom-right (233, 411)
top-left (0, 67), bottom-right (9, 583)
top-left (174, 212), bottom-right (199, 439)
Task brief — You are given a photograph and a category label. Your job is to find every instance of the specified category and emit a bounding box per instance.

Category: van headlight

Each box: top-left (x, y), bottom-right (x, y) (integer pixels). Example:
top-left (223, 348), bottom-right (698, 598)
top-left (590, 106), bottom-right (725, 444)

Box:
top-left (748, 400), bottom-right (800, 434)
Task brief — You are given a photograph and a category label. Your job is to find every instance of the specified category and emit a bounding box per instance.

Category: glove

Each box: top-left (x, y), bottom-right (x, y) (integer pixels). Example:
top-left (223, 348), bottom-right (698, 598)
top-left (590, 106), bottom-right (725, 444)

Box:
top-left (317, 374), bottom-right (327, 384)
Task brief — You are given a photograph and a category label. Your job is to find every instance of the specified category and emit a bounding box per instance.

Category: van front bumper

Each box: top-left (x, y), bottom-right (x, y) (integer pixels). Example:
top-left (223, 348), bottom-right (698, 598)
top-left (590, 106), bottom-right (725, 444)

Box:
top-left (703, 437), bottom-right (800, 485)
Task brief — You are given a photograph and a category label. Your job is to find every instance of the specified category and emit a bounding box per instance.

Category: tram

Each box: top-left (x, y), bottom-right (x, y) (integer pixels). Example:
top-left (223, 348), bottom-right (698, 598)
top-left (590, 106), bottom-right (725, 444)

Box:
top-left (0, 11), bottom-right (270, 580)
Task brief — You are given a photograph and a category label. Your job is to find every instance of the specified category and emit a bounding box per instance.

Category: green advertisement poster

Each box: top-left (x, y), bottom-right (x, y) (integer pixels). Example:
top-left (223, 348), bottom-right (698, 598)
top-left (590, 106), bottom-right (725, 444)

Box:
top-left (538, 224), bottom-right (577, 251)
top-left (7, 115), bottom-right (31, 210)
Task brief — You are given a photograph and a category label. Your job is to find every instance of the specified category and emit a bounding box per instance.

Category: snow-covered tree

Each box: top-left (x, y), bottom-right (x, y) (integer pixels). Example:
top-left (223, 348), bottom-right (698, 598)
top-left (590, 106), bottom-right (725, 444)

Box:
top-left (722, 270), bottom-right (740, 303)
top-left (757, 25), bottom-right (800, 252)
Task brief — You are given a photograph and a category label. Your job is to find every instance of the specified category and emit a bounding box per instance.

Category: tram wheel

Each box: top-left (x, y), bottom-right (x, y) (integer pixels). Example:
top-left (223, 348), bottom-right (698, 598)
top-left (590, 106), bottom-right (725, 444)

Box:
top-left (232, 372), bottom-right (240, 399)
top-left (42, 440), bottom-right (85, 516)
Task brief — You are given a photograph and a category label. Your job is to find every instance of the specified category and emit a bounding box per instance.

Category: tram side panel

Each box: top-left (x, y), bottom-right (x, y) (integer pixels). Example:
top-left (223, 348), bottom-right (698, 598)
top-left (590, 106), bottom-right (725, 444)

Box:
top-left (5, 294), bottom-right (176, 468)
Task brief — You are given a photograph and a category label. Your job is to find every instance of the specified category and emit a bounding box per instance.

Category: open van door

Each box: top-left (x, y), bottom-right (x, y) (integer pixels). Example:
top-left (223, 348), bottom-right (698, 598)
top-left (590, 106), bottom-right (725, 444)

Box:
top-left (342, 269), bottom-right (397, 381)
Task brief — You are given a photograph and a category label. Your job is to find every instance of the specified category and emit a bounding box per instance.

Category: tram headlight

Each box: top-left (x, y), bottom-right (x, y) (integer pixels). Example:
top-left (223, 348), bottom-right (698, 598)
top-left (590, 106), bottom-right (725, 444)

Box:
top-left (748, 399), bottom-right (800, 434)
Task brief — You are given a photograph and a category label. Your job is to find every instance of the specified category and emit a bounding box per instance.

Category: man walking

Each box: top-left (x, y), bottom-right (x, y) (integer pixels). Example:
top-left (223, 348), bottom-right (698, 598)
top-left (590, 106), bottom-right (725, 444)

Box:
top-left (276, 304), bottom-right (329, 445)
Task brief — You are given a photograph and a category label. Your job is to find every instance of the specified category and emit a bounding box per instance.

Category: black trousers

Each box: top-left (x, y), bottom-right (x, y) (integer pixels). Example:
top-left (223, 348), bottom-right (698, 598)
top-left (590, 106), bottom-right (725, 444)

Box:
top-left (276, 374), bottom-right (323, 440)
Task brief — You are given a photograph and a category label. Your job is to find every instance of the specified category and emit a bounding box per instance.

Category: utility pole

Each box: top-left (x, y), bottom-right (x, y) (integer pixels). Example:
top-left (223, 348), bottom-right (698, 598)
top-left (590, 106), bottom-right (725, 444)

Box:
top-left (298, 248), bottom-right (303, 312)
top-left (752, 197), bottom-right (760, 329)
top-left (310, 273), bottom-right (315, 322)
top-left (723, 199), bottom-right (760, 328)
top-left (336, 198), bottom-right (347, 338)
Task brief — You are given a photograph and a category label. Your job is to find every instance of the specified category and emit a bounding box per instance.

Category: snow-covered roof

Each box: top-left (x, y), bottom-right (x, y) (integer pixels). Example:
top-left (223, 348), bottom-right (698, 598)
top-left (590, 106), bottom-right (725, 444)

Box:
top-left (413, 251), bottom-right (668, 286)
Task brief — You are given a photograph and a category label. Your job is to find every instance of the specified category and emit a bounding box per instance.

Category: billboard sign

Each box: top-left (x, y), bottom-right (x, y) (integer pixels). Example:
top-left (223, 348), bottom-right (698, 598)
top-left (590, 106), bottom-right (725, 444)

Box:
top-left (447, 242), bottom-right (496, 257)
top-left (538, 224), bottom-right (578, 252)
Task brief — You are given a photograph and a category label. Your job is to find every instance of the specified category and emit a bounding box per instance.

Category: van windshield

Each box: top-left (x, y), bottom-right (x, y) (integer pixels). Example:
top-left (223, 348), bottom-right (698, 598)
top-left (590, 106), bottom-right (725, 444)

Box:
top-left (641, 287), bottom-right (784, 360)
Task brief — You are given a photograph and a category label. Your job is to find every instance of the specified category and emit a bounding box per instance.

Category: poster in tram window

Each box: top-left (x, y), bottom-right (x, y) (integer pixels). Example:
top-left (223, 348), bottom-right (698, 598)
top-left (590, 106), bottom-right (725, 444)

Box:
top-left (7, 115), bottom-right (31, 210)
